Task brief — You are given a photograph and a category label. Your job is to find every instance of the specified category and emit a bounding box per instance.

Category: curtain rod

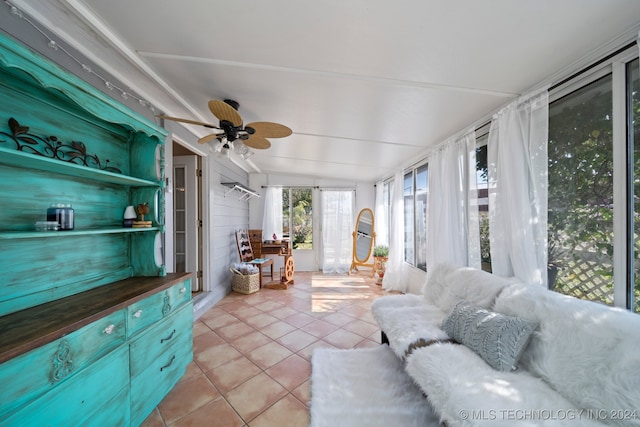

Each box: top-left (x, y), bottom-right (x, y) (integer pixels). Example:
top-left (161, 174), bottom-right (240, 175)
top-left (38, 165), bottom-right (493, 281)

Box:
top-left (262, 185), bottom-right (320, 189)
top-left (261, 185), bottom-right (355, 191)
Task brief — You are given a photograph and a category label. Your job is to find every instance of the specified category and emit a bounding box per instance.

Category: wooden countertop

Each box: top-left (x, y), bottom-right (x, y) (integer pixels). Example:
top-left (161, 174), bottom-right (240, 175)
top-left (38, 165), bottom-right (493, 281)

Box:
top-left (0, 273), bottom-right (192, 364)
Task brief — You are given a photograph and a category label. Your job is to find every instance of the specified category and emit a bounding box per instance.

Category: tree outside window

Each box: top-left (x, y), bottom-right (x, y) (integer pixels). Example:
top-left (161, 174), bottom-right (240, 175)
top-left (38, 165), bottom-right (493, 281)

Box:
top-left (283, 188), bottom-right (313, 250)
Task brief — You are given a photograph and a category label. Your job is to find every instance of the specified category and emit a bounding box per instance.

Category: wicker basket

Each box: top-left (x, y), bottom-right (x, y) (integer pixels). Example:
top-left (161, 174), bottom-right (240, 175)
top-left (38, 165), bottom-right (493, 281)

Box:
top-left (231, 269), bottom-right (260, 294)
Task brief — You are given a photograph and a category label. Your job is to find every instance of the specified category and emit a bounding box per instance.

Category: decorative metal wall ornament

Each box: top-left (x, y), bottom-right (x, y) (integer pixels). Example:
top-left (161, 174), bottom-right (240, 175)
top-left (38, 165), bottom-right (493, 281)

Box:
top-left (1, 117), bottom-right (122, 173)
top-left (51, 340), bottom-right (74, 383)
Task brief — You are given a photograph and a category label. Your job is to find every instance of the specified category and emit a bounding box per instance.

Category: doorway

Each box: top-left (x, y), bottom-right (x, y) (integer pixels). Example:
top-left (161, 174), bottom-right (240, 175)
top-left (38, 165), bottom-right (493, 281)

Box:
top-left (173, 142), bottom-right (203, 293)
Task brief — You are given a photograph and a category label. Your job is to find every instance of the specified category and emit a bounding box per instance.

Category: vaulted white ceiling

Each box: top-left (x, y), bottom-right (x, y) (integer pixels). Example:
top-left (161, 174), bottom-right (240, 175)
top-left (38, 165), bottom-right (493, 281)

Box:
top-left (11, 0), bottom-right (640, 182)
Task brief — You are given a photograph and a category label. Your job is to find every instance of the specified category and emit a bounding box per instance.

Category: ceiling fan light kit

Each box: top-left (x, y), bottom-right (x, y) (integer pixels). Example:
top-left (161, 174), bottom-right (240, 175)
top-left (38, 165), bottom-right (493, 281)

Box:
top-left (158, 99), bottom-right (291, 158)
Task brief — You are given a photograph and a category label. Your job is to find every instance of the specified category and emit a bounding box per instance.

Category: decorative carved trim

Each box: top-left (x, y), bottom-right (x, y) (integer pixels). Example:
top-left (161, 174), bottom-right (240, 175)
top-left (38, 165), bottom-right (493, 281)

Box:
top-left (0, 117), bottom-right (122, 173)
top-left (162, 292), bottom-right (171, 316)
top-left (51, 339), bottom-right (74, 383)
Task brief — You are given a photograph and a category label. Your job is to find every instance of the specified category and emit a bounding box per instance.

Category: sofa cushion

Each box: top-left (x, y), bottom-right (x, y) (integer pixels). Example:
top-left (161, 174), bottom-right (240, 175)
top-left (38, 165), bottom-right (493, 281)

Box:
top-left (494, 284), bottom-right (640, 426)
top-left (371, 295), bottom-right (449, 359)
top-left (422, 263), bottom-right (519, 314)
top-left (441, 301), bottom-right (538, 371)
top-left (405, 342), bottom-right (608, 427)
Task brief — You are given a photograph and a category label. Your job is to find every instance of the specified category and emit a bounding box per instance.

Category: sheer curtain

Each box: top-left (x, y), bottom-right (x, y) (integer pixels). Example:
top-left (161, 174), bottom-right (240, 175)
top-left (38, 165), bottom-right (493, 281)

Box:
top-left (426, 129), bottom-right (481, 269)
top-left (382, 170), bottom-right (407, 292)
top-left (262, 187), bottom-right (283, 241)
top-left (374, 181), bottom-right (388, 246)
top-left (321, 190), bottom-right (354, 273)
top-left (488, 87), bottom-right (549, 286)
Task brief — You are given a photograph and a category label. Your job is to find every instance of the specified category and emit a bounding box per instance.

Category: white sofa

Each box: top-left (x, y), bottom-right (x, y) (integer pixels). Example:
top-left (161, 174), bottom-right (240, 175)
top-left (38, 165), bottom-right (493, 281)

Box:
top-left (371, 263), bottom-right (640, 427)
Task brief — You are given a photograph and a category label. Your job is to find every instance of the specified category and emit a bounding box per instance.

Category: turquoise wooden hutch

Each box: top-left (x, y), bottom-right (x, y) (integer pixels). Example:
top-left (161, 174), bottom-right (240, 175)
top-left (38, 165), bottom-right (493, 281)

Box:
top-left (0, 32), bottom-right (193, 426)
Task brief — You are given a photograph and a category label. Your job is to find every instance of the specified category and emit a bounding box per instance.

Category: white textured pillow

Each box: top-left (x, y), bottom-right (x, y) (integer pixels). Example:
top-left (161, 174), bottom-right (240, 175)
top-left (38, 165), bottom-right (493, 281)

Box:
top-left (441, 301), bottom-right (538, 371)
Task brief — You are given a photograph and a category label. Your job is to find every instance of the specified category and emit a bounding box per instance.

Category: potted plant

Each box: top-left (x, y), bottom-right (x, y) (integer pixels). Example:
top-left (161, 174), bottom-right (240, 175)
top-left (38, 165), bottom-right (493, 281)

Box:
top-left (373, 245), bottom-right (389, 285)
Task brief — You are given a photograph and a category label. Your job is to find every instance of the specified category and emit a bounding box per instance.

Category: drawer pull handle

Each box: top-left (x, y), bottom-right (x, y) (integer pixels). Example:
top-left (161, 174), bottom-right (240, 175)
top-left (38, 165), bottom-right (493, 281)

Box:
top-left (160, 329), bottom-right (176, 344)
top-left (160, 355), bottom-right (176, 372)
top-left (134, 309), bottom-right (143, 318)
top-left (180, 287), bottom-right (187, 294)
top-left (103, 324), bottom-right (116, 335)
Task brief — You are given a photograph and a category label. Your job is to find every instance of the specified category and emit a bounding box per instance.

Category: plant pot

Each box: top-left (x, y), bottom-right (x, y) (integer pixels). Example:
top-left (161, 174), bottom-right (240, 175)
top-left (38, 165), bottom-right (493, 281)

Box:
top-left (374, 256), bottom-right (388, 285)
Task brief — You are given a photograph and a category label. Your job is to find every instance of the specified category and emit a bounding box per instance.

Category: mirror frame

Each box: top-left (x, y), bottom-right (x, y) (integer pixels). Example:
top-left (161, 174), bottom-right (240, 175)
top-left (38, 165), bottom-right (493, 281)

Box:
top-left (349, 208), bottom-right (376, 276)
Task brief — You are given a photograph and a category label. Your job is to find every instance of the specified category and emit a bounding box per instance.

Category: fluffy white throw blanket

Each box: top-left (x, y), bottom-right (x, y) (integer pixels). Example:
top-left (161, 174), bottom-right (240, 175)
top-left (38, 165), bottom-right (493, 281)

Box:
top-left (310, 345), bottom-right (442, 427)
top-left (406, 342), bottom-right (607, 427)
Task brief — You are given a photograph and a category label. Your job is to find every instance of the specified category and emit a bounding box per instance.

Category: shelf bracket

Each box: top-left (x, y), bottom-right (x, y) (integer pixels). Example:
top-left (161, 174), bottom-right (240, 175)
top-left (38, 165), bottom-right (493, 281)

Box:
top-left (221, 182), bottom-right (260, 200)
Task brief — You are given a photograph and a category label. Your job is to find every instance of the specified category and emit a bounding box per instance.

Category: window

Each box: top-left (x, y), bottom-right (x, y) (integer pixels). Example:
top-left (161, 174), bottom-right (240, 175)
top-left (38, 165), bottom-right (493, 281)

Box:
top-left (475, 139), bottom-right (490, 270)
top-left (548, 48), bottom-right (639, 311)
top-left (548, 74), bottom-right (615, 304)
top-left (629, 58), bottom-right (640, 312)
top-left (283, 188), bottom-right (313, 250)
top-left (403, 164), bottom-right (428, 271)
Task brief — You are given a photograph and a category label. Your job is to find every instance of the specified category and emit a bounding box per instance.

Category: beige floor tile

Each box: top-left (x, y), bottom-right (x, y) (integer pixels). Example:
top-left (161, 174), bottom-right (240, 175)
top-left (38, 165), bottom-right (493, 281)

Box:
top-left (205, 355), bottom-right (262, 394)
top-left (297, 340), bottom-right (337, 361)
top-left (252, 300), bottom-right (285, 312)
top-left (265, 354), bottom-right (311, 391)
top-left (342, 318), bottom-right (380, 338)
top-left (229, 330), bottom-right (273, 354)
top-left (322, 328), bottom-right (365, 349)
top-left (195, 343), bottom-right (243, 371)
top-left (230, 305), bottom-right (263, 320)
top-left (259, 320), bottom-right (297, 340)
top-left (244, 312), bottom-right (279, 328)
top-left (282, 312), bottom-right (315, 328)
top-left (225, 373), bottom-right (288, 422)
top-left (192, 320), bottom-right (212, 338)
top-left (246, 341), bottom-right (293, 370)
top-left (276, 329), bottom-right (318, 352)
top-left (192, 330), bottom-right (225, 354)
top-left (321, 312), bottom-right (354, 327)
top-left (300, 319), bottom-right (340, 338)
top-left (202, 312), bottom-right (239, 330)
top-left (158, 374), bottom-right (220, 425)
top-left (216, 321), bottom-right (256, 341)
top-left (268, 306), bottom-right (299, 319)
top-left (291, 380), bottom-right (311, 405)
top-left (248, 394), bottom-right (309, 427)
top-left (171, 397), bottom-right (245, 427)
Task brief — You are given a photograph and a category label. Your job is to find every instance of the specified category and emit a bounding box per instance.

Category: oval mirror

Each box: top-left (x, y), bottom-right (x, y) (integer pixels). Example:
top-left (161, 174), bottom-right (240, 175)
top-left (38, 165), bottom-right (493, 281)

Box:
top-left (349, 208), bottom-right (376, 275)
top-left (355, 208), bottom-right (374, 262)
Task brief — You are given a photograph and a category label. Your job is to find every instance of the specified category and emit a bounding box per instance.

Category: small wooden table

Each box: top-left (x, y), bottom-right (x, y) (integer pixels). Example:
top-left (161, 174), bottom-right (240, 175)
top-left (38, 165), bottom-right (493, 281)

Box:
top-left (249, 258), bottom-right (274, 288)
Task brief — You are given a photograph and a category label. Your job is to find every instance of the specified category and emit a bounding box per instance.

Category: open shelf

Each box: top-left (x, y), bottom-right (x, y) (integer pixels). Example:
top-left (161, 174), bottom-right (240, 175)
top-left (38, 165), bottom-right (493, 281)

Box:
top-left (222, 182), bottom-right (260, 200)
top-left (0, 147), bottom-right (159, 187)
top-left (0, 226), bottom-right (161, 240)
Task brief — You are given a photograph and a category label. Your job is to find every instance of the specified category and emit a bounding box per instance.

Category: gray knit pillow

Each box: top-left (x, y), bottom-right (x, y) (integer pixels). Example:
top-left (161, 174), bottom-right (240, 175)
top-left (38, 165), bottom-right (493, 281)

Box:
top-left (441, 301), bottom-right (538, 371)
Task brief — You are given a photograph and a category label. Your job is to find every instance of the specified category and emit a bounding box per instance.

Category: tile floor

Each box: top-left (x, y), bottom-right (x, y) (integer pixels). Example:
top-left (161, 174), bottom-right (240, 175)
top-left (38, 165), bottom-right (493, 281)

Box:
top-left (141, 271), bottom-right (389, 427)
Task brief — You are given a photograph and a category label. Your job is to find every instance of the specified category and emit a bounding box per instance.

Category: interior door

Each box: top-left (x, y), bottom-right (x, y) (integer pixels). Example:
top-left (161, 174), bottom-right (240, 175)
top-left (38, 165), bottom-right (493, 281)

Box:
top-left (173, 155), bottom-right (199, 292)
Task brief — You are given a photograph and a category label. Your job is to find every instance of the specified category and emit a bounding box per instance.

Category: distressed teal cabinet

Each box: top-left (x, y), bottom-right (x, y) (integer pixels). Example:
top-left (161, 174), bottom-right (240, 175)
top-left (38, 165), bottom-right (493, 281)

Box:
top-left (0, 32), bottom-right (192, 426)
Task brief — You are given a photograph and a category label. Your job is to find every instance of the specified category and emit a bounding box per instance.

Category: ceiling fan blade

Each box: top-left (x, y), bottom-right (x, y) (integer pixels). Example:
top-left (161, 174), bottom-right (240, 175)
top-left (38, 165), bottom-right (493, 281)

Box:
top-left (208, 100), bottom-right (242, 127)
top-left (246, 121), bottom-right (292, 138)
top-left (243, 135), bottom-right (271, 149)
top-left (157, 115), bottom-right (219, 129)
top-left (198, 134), bottom-right (220, 144)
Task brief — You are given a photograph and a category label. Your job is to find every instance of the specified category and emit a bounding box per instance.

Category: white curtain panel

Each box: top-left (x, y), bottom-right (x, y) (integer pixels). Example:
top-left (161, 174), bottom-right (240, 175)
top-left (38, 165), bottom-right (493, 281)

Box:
top-left (321, 190), bottom-right (354, 274)
top-left (262, 187), bottom-right (283, 241)
top-left (426, 129), bottom-right (481, 269)
top-left (383, 170), bottom-right (407, 292)
top-left (488, 87), bottom-right (549, 286)
top-left (374, 180), bottom-right (389, 247)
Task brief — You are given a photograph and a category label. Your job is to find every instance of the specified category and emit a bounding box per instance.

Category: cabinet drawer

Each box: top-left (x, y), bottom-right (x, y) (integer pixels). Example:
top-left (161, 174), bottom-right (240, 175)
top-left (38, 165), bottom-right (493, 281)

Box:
top-left (0, 309), bottom-right (126, 418)
top-left (130, 303), bottom-right (193, 426)
top-left (127, 279), bottom-right (191, 337)
top-left (1, 344), bottom-right (130, 427)
top-left (130, 301), bottom-right (193, 378)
